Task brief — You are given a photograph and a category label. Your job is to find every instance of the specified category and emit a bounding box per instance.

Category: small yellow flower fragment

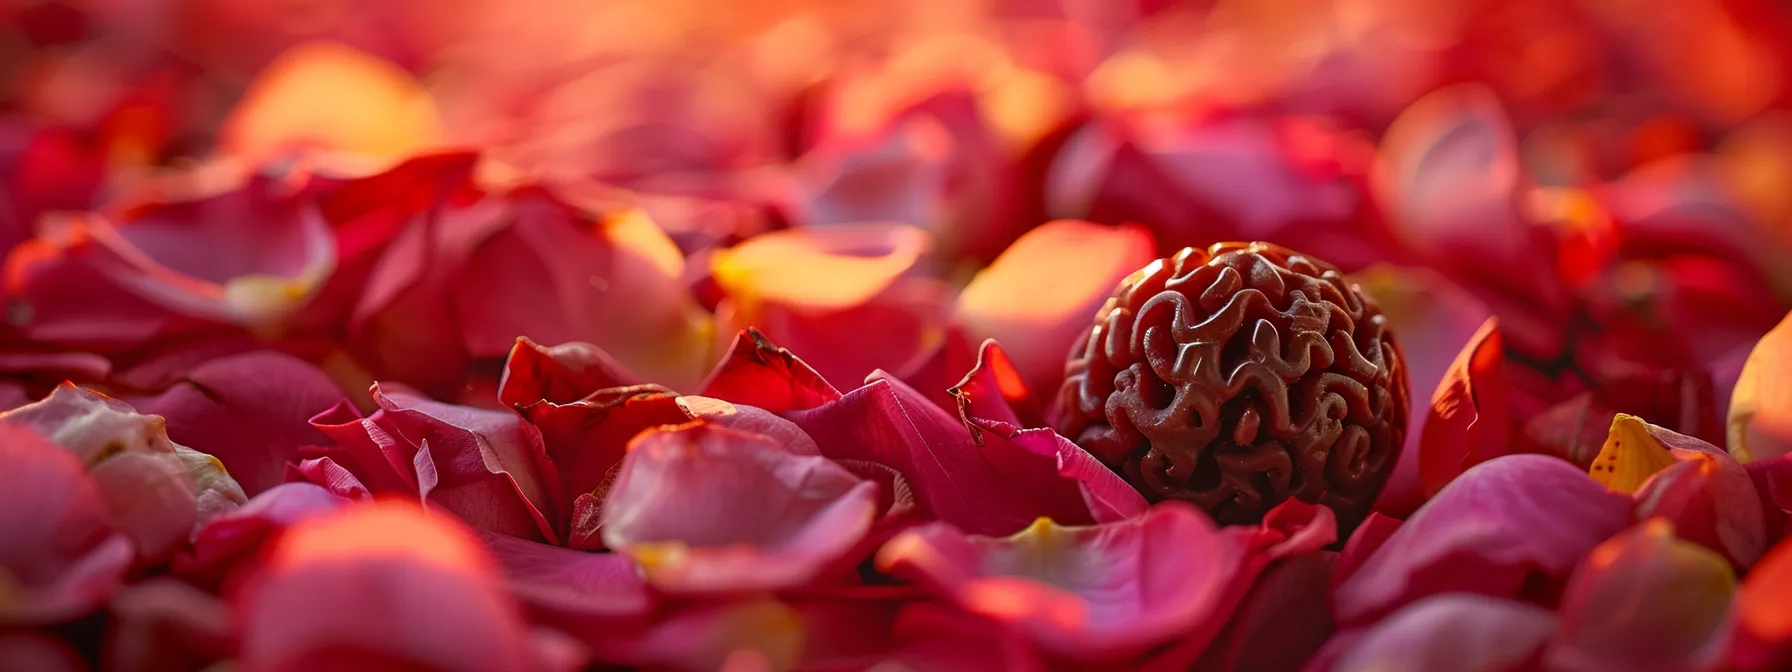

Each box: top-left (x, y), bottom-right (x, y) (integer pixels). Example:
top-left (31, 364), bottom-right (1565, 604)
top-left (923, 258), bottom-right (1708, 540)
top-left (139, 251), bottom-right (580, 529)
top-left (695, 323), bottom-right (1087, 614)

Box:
top-left (1588, 413), bottom-right (1679, 493)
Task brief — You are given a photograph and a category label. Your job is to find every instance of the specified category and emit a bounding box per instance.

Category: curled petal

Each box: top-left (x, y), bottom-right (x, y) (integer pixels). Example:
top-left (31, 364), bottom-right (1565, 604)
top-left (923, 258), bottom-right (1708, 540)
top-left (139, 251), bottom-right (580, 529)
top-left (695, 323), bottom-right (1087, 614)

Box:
top-left (1418, 316), bottom-right (1514, 497)
top-left (877, 503), bottom-right (1238, 659)
top-left (1546, 520), bottom-right (1735, 672)
top-left (380, 387), bottom-right (559, 542)
top-left (698, 328), bottom-right (841, 414)
top-left (519, 385), bottom-right (692, 546)
top-left (788, 375), bottom-right (1099, 535)
top-left (1328, 595), bottom-right (1557, 672)
top-left (955, 221), bottom-right (1155, 396)
top-left (1731, 310), bottom-right (1792, 463)
top-left (1335, 455), bottom-right (1633, 626)
top-left (950, 339), bottom-right (1040, 430)
top-left (602, 423), bottom-right (877, 593)
top-left (240, 501), bottom-right (537, 672)
top-left (0, 422), bottom-right (134, 625)
top-left (498, 337), bottom-right (636, 408)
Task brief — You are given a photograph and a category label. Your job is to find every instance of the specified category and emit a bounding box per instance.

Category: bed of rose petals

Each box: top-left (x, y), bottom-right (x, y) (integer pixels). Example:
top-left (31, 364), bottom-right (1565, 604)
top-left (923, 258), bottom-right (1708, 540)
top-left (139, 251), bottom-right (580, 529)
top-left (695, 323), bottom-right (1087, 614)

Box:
top-left (6, 1), bottom-right (1792, 671)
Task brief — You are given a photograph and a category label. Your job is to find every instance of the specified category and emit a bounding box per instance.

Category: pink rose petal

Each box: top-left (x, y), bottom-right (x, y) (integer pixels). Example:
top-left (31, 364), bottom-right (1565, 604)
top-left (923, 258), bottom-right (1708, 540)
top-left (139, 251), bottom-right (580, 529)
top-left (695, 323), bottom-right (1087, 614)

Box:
top-left (602, 423), bottom-right (877, 593)
top-left (1326, 594), bottom-right (1557, 672)
top-left (877, 502), bottom-right (1240, 660)
top-left (1631, 424), bottom-right (1767, 569)
top-left (0, 422), bottom-right (134, 625)
top-left (1335, 454), bottom-right (1633, 626)
top-left (104, 578), bottom-right (234, 672)
top-left (1545, 520), bottom-right (1735, 672)
top-left (174, 482), bottom-right (349, 594)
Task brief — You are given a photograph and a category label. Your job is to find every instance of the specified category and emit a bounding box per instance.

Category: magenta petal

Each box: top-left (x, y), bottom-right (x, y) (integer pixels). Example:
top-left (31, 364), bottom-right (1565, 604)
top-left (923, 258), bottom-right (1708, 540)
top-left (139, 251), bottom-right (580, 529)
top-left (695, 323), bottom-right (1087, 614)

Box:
top-left (1334, 454), bottom-right (1633, 626)
top-left (601, 423), bottom-right (877, 593)
top-left (174, 483), bottom-right (348, 593)
top-left (1327, 595), bottom-right (1557, 672)
top-left (1632, 426), bottom-right (1768, 569)
top-left (1193, 552), bottom-right (1337, 672)
top-left (497, 337), bottom-right (637, 408)
top-left (1745, 455), bottom-right (1792, 545)
top-left (0, 422), bottom-right (134, 625)
top-left (884, 601), bottom-right (1047, 672)
top-left (1545, 520), bottom-right (1735, 672)
top-left (788, 375), bottom-right (1095, 535)
top-left (0, 632), bottom-right (87, 672)
top-left (132, 350), bottom-right (347, 495)
top-left (698, 328), bottom-right (842, 414)
top-left (949, 339), bottom-right (1040, 430)
top-left (373, 387), bottom-right (561, 543)
top-left (477, 532), bottom-right (653, 617)
top-left (877, 503), bottom-right (1238, 659)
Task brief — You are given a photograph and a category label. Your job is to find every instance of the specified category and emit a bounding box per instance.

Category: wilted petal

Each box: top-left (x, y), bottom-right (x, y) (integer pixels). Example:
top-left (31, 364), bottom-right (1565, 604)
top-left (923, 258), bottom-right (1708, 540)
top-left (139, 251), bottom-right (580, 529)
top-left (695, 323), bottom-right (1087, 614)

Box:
top-left (130, 350), bottom-right (347, 495)
top-left (698, 328), bottom-right (842, 414)
top-left (787, 375), bottom-right (1097, 535)
top-left (1418, 317), bottom-right (1514, 497)
top-left (1731, 310), bottom-right (1792, 463)
top-left (1724, 535), bottom-right (1792, 671)
top-left (1546, 520), bottom-right (1734, 672)
top-left (175, 483), bottom-right (349, 594)
top-left (374, 388), bottom-right (560, 543)
top-left (1335, 454), bottom-right (1633, 625)
top-left (0, 422), bottom-right (135, 625)
top-left (1327, 595), bottom-right (1557, 672)
top-left (955, 220), bottom-right (1155, 396)
top-left (602, 423), bottom-right (877, 593)
top-left (239, 501), bottom-right (537, 672)
top-left (1351, 265), bottom-right (1495, 518)
top-left (877, 503), bottom-right (1241, 659)
top-left (88, 451), bottom-right (200, 563)
top-left (497, 337), bottom-right (636, 408)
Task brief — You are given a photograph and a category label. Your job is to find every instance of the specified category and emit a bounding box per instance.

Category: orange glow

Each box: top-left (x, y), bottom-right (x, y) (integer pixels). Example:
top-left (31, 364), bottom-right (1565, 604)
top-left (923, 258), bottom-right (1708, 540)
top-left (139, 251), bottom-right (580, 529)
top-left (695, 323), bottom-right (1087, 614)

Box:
top-left (712, 224), bottom-right (931, 311)
top-left (1738, 539), bottom-right (1792, 643)
top-left (270, 500), bottom-right (490, 575)
top-left (958, 221), bottom-right (1154, 323)
top-left (221, 41), bottom-right (444, 167)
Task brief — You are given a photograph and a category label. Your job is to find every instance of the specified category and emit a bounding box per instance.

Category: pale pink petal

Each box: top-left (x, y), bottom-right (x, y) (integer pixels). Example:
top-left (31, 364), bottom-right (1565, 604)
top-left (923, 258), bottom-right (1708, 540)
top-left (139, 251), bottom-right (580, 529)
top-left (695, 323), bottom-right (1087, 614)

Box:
top-left (601, 423), bottom-right (877, 593)
top-left (1334, 454), bottom-right (1633, 626)
top-left (239, 501), bottom-right (537, 672)
top-left (1545, 520), bottom-right (1735, 672)
top-left (877, 502), bottom-right (1238, 659)
top-left (1328, 594), bottom-right (1557, 672)
top-left (88, 451), bottom-right (199, 563)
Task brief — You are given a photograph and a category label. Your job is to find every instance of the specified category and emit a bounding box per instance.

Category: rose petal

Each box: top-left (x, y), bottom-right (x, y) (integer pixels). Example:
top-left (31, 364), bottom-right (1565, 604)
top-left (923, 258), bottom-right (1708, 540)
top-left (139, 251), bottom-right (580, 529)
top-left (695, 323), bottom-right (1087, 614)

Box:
top-left (1731, 310), bottom-right (1792, 463)
top-left (477, 532), bottom-right (653, 618)
top-left (0, 632), bottom-right (86, 672)
top-left (104, 578), bottom-right (234, 672)
top-left (1335, 454), bottom-right (1633, 626)
top-left (1327, 595), bottom-right (1557, 672)
top-left (876, 503), bottom-right (1243, 659)
top-left (1418, 316), bottom-right (1514, 497)
top-left (1545, 519), bottom-right (1735, 672)
top-left (221, 41), bottom-right (444, 165)
top-left (1724, 535), bottom-right (1792, 671)
top-left (1191, 552), bottom-right (1337, 672)
top-left (698, 328), bottom-right (842, 413)
top-left (0, 422), bottom-right (134, 624)
top-left (601, 423), bottom-right (877, 593)
top-left (1629, 420), bottom-right (1768, 569)
top-left (1331, 512), bottom-right (1403, 590)
top-left (787, 375), bottom-right (1097, 535)
top-left (88, 451), bottom-right (200, 563)
top-left (518, 385), bottom-right (693, 539)
top-left (955, 220), bottom-right (1155, 396)
top-left (239, 501), bottom-right (538, 672)
top-left (1745, 455), bottom-right (1792, 545)
top-left (497, 337), bottom-right (636, 408)
top-left (131, 350), bottom-right (348, 495)
top-left (374, 388), bottom-right (560, 543)
top-left (174, 483), bottom-right (349, 594)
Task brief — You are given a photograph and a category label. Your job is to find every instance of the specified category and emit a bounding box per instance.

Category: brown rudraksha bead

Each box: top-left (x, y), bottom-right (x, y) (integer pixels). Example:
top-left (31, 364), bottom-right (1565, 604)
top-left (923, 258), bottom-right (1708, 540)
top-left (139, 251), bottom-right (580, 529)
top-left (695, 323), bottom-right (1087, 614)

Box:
top-left (1053, 242), bottom-right (1409, 531)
